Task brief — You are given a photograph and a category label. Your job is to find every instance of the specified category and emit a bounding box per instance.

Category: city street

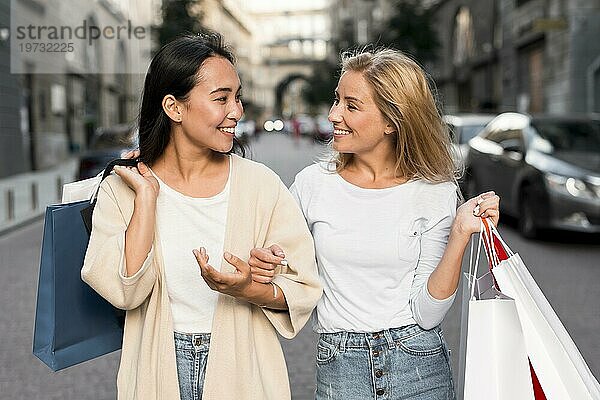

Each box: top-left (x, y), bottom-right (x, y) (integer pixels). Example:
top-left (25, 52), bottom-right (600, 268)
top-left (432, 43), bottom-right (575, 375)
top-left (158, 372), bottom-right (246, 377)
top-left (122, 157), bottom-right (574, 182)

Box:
top-left (1, 133), bottom-right (599, 399)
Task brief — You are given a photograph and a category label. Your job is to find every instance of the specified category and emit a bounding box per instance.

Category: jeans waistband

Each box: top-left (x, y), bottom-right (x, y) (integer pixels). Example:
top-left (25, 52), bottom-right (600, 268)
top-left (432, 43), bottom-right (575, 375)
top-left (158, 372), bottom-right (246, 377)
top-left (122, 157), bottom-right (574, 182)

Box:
top-left (174, 331), bottom-right (211, 351)
top-left (319, 324), bottom-right (440, 351)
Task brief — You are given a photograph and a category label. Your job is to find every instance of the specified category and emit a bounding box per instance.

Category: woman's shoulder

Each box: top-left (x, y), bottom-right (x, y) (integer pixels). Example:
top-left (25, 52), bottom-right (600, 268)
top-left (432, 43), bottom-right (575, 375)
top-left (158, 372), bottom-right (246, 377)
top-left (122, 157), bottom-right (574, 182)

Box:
top-left (232, 154), bottom-right (280, 181)
top-left (413, 179), bottom-right (457, 196)
top-left (99, 173), bottom-right (134, 200)
top-left (410, 179), bottom-right (458, 212)
top-left (295, 161), bottom-right (335, 184)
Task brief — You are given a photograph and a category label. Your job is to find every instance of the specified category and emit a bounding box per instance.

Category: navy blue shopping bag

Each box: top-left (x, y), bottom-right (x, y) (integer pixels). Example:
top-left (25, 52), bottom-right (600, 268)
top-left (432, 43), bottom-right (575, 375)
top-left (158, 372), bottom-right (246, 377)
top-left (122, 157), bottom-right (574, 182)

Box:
top-left (33, 159), bottom-right (138, 371)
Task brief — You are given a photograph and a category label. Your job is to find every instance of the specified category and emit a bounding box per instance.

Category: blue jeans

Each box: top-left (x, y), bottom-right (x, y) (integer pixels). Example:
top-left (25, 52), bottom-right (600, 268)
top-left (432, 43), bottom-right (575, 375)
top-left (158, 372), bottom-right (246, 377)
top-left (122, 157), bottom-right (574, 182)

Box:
top-left (174, 332), bottom-right (211, 400)
top-left (315, 325), bottom-right (456, 400)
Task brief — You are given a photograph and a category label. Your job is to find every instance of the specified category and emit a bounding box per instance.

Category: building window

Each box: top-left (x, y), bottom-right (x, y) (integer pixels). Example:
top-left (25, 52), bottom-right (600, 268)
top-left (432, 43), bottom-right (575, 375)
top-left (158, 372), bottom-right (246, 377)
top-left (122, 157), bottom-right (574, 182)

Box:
top-left (516, 0), bottom-right (533, 7)
top-left (453, 6), bottom-right (474, 66)
top-left (518, 44), bottom-right (544, 113)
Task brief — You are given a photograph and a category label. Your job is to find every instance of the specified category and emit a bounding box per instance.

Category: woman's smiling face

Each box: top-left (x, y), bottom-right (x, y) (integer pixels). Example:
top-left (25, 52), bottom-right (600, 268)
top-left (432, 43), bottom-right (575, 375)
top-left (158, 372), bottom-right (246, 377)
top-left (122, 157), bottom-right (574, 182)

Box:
top-left (328, 70), bottom-right (393, 156)
top-left (179, 56), bottom-right (244, 153)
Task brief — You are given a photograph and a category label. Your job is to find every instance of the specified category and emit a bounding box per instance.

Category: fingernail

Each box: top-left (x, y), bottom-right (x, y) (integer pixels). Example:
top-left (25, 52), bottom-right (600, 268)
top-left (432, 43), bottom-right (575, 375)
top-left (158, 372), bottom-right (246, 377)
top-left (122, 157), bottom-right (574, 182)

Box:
top-left (192, 249), bottom-right (199, 258)
top-left (280, 259), bottom-right (288, 266)
top-left (276, 251), bottom-right (285, 257)
top-left (224, 251), bottom-right (231, 259)
top-left (200, 247), bottom-right (206, 256)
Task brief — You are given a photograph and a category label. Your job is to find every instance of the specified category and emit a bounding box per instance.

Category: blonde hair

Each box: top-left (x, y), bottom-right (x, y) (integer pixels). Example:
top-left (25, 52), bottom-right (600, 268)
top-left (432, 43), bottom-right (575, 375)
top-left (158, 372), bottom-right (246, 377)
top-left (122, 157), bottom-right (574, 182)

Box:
top-left (332, 48), bottom-right (458, 183)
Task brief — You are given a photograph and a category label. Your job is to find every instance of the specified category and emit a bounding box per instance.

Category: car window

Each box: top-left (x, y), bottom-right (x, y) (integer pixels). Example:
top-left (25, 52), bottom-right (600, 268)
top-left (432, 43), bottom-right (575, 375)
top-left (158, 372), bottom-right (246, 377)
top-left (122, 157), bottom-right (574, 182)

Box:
top-left (460, 124), bottom-right (487, 144)
top-left (531, 120), bottom-right (600, 153)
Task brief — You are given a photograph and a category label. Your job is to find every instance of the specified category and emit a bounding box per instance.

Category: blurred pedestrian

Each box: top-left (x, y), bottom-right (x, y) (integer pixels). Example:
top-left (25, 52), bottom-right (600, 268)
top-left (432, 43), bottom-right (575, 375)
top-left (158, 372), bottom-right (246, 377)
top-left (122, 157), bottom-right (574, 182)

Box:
top-left (249, 48), bottom-right (500, 399)
top-left (81, 32), bottom-right (321, 400)
top-left (292, 116), bottom-right (301, 144)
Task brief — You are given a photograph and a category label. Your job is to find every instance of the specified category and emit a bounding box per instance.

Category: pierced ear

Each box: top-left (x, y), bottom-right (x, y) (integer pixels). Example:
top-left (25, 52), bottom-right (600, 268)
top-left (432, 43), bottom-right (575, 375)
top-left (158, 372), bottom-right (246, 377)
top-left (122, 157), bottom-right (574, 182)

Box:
top-left (162, 95), bottom-right (182, 122)
top-left (384, 121), bottom-right (398, 135)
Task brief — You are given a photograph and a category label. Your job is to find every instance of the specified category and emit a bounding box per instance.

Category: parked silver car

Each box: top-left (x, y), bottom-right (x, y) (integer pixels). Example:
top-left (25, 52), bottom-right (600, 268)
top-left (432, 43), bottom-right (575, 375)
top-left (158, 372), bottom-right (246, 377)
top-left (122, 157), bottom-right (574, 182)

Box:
top-left (444, 114), bottom-right (496, 172)
top-left (466, 112), bottom-right (600, 238)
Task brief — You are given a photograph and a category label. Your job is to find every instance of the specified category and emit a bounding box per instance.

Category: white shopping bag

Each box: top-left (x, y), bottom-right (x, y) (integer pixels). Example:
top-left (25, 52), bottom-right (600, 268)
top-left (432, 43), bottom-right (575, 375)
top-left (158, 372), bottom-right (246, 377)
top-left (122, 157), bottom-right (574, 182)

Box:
top-left (462, 226), bottom-right (535, 400)
top-left (61, 173), bottom-right (102, 203)
top-left (482, 221), bottom-right (600, 400)
top-left (61, 158), bottom-right (139, 204)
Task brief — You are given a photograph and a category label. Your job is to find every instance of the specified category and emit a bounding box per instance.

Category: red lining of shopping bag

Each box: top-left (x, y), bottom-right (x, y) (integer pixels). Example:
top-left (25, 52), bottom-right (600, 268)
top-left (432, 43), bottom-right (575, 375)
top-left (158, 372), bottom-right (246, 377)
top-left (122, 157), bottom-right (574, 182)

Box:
top-left (481, 218), bottom-right (547, 400)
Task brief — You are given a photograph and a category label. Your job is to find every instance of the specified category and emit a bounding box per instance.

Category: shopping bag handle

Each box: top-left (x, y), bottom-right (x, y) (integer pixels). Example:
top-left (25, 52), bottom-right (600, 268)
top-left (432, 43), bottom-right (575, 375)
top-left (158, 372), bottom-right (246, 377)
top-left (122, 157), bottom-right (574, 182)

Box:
top-left (481, 218), bottom-right (515, 269)
top-left (80, 158), bottom-right (140, 234)
top-left (468, 220), bottom-right (486, 298)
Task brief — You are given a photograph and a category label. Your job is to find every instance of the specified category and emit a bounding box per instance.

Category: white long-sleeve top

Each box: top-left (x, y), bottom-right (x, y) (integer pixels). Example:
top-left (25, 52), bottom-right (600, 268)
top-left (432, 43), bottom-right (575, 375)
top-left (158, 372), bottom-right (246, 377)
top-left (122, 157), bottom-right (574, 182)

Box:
top-left (290, 162), bottom-right (458, 332)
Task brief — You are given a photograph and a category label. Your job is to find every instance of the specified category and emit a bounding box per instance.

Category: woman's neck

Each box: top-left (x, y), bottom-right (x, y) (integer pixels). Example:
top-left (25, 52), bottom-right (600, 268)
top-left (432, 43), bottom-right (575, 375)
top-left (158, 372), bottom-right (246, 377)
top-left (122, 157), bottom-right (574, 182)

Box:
top-left (152, 138), bottom-right (227, 184)
top-left (344, 149), bottom-right (401, 183)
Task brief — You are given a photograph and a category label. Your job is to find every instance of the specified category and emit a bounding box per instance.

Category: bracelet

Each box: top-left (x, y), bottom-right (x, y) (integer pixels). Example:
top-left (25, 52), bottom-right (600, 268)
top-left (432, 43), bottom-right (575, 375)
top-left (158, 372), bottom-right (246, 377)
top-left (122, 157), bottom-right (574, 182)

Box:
top-left (258, 282), bottom-right (279, 308)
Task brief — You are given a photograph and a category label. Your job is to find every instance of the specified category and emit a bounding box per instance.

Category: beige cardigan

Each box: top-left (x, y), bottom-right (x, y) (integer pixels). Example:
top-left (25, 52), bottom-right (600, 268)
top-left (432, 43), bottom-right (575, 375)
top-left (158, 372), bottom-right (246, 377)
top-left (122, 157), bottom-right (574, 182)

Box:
top-left (81, 155), bottom-right (322, 400)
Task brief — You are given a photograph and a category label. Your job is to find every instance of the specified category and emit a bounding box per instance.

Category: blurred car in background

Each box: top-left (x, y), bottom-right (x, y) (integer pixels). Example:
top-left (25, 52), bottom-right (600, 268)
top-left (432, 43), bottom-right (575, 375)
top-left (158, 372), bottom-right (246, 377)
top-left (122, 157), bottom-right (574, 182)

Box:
top-left (444, 114), bottom-right (496, 173)
top-left (235, 117), bottom-right (256, 142)
top-left (315, 115), bottom-right (333, 142)
top-left (78, 124), bottom-right (137, 179)
top-left (295, 114), bottom-right (317, 136)
top-left (466, 112), bottom-right (600, 238)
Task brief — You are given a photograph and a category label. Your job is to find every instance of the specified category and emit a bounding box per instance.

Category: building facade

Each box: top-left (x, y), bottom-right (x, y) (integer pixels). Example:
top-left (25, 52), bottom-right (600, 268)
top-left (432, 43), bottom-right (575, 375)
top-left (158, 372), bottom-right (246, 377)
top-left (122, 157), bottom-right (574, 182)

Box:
top-left (1, 0), bottom-right (155, 175)
top-left (0, 0), bottom-right (27, 178)
top-left (245, 0), bottom-right (331, 118)
top-left (431, 0), bottom-right (600, 114)
top-left (200, 0), bottom-right (260, 117)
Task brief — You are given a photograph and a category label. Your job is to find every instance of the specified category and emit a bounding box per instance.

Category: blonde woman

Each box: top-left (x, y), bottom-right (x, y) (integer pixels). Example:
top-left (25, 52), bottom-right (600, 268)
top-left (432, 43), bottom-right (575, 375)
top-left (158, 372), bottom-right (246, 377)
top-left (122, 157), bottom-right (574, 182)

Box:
top-left (250, 48), bottom-right (500, 399)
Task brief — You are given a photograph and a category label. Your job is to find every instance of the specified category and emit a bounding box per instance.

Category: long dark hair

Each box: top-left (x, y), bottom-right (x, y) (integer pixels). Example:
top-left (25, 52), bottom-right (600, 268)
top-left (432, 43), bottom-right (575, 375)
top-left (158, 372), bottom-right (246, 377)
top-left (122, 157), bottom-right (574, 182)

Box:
top-left (137, 32), bottom-right (245, 165)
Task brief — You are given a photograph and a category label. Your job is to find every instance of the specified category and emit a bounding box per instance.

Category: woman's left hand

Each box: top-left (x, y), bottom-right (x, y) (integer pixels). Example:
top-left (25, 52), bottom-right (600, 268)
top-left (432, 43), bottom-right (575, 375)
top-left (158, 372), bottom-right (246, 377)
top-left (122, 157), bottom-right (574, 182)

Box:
top-left (193, 247), bottom-right (252, 298)
top-left (453, 191), bottom-right (500, 236)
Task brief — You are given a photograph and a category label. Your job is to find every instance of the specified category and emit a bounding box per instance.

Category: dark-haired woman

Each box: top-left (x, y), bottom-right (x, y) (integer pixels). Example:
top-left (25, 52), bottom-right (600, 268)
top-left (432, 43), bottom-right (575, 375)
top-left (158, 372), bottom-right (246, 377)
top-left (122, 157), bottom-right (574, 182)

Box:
top-left (81, 33), bottom-right (321, 400)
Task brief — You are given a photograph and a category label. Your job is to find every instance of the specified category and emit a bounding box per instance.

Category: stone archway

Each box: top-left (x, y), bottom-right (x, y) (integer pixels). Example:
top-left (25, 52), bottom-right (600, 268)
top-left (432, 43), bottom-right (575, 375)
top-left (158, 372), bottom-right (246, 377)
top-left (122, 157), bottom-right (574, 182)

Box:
top-left (274, 74), bottom-right (310, 117)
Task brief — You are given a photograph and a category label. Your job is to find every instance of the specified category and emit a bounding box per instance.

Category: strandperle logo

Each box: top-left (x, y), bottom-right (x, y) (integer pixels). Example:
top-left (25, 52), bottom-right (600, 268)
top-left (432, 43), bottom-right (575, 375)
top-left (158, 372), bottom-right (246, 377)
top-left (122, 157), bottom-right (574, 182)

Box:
top-left (14, 20), bottom-right (147, 46)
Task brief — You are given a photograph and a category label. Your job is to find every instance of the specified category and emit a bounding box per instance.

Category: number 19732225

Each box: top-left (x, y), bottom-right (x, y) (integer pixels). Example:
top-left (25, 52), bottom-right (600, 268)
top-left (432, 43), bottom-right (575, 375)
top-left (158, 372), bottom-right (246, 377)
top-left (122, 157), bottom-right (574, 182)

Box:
top-left (19, 42), bottom-right (74, 52)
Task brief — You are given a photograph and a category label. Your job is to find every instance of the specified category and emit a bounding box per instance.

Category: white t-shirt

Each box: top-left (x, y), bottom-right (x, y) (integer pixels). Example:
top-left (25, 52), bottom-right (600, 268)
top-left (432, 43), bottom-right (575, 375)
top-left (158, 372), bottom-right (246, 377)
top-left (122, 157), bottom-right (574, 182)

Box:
top-left (290, 162), bottom-right (458, 333)
top-left (152, 162), bottom-right (230, 334)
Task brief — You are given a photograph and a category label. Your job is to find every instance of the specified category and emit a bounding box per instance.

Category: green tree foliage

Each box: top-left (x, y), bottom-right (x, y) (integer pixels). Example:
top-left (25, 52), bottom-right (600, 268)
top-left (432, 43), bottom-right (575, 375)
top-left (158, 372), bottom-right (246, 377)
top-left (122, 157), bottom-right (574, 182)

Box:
top-left (375, 0), bottom-right (440, 63)
top-left (155, 0), bottom-right (205, 47)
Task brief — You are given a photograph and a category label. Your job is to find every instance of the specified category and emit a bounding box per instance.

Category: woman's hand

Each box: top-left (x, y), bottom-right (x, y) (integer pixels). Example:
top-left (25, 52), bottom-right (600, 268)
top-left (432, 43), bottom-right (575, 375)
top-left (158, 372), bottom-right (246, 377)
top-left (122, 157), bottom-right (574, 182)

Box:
top-left (193, 247), bottom-right (253, 298)
top-left (122, 149), bottom-right (140, 159)
top-left (248, 244), bottom-right (287, 283)
top-left (113, 161), bottom-right (159, 200)
top-left (453, 191), bottom-right (500, 236)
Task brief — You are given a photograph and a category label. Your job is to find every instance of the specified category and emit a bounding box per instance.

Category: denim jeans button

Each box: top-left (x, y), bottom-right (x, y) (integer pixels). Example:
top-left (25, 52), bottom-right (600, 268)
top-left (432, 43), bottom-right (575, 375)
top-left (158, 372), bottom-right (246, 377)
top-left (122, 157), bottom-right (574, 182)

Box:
top-left (372, 350), bottom-right (379, 357)
top-left (375, 369), bottom-right (383, 378)
top-left (376, 388), bottom-right (385, 395)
